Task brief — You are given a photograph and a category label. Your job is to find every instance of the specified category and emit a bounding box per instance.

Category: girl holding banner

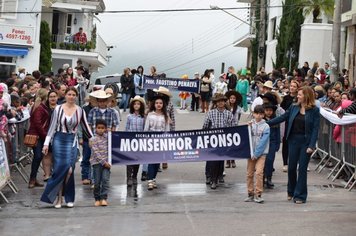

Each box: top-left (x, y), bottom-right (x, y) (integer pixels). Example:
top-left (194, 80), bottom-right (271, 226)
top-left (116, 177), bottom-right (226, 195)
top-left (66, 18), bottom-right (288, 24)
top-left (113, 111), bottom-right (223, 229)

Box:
top-left (125, 96), bottom-right (146, 187)
top-left (144, 95), bottom-right (170, 190)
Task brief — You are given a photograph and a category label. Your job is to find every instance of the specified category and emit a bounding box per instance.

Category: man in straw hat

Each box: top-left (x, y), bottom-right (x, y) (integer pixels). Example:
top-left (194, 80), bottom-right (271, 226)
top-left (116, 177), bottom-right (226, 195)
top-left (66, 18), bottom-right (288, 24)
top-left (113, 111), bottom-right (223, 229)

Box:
top-left (202, 93), bottom-right (236, 189)
top-left (251, 80), bottom-right (273, 112)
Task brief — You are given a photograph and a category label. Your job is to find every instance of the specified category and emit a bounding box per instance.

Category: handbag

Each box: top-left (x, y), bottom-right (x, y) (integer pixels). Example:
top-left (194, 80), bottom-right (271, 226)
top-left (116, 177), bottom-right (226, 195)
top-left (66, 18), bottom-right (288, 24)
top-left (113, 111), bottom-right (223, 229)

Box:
top-left (24, 134), bottom-right (39, 147)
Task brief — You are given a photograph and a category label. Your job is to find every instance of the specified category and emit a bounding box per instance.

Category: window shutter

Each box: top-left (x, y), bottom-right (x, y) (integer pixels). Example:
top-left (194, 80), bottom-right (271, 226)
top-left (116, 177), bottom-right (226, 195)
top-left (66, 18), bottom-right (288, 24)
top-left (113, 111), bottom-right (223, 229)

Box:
top-left (0, 0), bottom-right (18, 19)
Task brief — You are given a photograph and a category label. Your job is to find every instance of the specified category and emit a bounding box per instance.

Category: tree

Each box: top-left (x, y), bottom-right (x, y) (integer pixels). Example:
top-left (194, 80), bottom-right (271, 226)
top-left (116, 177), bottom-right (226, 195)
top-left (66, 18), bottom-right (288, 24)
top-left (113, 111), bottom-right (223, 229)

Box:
top-left (296, 0), bottom-right (334, 23)
top-left (39, 21), bottom-right (52, 73)
top-left (275, 0), bottom-right (305, 70)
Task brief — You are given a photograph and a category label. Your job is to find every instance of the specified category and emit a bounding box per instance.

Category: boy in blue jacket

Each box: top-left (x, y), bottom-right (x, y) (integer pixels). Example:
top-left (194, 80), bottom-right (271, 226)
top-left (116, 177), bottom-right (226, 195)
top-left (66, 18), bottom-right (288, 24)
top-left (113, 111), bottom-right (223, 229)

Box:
top-left (245, 105), bottom-right (270, 203)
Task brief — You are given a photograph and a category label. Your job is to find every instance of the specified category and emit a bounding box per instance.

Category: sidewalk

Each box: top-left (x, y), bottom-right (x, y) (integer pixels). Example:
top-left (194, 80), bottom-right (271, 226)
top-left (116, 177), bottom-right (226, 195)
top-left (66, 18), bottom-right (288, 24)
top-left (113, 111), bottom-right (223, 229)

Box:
top-left (1, 109), bottom-right (356, 236)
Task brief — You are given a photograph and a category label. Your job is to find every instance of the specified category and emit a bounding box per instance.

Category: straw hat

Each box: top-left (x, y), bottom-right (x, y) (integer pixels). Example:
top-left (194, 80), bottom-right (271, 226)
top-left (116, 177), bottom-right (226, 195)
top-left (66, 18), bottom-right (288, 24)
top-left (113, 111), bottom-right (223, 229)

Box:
top-left (130, 95), bottom-right (146, 106)
top-left (263, 81), bottom-right (273, 89)
top-left (153, 86), bottom-right (172, 97)
top-left (89, 90), bottom-right (113, 107)
top-left (212, 93), bottom-right (228, 102)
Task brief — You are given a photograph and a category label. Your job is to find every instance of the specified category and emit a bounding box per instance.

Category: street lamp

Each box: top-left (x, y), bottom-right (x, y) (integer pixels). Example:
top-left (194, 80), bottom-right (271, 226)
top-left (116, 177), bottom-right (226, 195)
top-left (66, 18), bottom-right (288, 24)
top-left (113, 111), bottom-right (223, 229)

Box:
top-left (209, 5), bottom-right (256, 31)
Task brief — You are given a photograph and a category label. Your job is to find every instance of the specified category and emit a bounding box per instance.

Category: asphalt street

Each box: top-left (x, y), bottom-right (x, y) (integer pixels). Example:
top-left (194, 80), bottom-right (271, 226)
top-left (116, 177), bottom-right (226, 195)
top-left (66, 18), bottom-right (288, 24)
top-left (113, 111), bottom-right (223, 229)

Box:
top-left (1, 110), bottom-right (356, 236)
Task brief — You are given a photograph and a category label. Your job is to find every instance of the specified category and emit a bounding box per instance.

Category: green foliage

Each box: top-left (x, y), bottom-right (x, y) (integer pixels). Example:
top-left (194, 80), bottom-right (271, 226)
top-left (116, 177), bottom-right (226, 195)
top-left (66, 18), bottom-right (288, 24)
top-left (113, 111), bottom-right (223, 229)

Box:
top-left (39, 21), bottom-right (52, 73)
top-left (91, 25), bottom-right (97, 49)
top-left (296, 0), bottom-right (334, 22)
top-left (275, 0), bottom-right (305, 69)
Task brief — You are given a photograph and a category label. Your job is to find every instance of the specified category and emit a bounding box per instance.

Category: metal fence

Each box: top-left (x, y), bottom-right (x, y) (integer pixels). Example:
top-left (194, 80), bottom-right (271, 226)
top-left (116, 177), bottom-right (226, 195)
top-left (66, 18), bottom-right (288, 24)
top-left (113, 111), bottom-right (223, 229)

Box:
top-left (0, 118), bottom-right (33, 203)
top-left (314, 115), bottom-right (356, 191)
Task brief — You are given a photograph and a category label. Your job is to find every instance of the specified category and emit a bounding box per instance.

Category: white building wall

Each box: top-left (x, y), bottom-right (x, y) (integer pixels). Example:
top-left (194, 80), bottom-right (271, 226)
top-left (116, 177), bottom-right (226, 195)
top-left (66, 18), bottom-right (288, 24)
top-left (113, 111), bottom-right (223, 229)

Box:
top-left (298, 23), bottom-right (333, 67)
top-left (265, 0), bottom-right (283, 72)
top-left (0, 0), bottom-right (42, 73)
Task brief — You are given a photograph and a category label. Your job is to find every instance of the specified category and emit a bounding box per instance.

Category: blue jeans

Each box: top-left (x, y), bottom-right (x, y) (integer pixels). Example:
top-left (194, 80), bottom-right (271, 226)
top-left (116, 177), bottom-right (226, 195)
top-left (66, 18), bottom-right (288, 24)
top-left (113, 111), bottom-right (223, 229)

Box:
top-left (264, 141), bottom-right (279, 178)
top-left (288, 134), bottom-right (310, 202)
top-left (30, 139), bottom-right (44, 180)
top-left (119, 93), bottom-right (131, 111)
top-left (148, 163), bottom-right (160, 180)
top-left (81, 140), bottom-right (91, 180)
top-left (92, 164), bottom-right (110, 201)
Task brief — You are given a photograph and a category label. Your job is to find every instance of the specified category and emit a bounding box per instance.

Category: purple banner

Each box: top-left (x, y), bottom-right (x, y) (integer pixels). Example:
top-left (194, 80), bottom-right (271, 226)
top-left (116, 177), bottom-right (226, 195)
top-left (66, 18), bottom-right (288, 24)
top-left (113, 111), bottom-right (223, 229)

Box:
top-left (111, 126), bottom-right (252, 165)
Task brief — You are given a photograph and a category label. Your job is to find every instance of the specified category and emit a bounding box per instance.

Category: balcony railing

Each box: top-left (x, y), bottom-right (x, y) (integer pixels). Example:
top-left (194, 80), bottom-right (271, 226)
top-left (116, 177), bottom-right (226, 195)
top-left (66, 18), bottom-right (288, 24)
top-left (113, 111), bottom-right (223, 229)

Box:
top-left (51, 33), bottom-right (108, 59)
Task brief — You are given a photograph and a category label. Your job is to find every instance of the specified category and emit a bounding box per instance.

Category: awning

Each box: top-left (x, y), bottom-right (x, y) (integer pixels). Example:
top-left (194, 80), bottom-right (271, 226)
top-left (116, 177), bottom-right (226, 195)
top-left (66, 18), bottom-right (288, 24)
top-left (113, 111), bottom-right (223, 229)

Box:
top-left (0, 46), bottom-right (29, 56)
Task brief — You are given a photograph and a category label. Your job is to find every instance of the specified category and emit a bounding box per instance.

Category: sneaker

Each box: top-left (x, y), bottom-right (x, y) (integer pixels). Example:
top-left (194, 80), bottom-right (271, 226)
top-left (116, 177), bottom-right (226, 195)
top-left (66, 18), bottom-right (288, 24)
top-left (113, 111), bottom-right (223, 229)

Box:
top-left (222, 171), bottom-right (226, 177)
top-left (162, 163), bottom-right (168, 169)
top-left (231, 161), bottom-right (236, 168)
top-left (66, 202), bottom-right (74, 208)
top-left (307, 167), bottom-right (310, 172)
top-left (205, 177), bottom-right (211, 185)
top-left (94, 201), bottom-right (101, 207)
top-left (152, 179), bottom-right (157, 188)
top-left (218, 176), bottom-right (225, 183)
top-left (210, 182), bottom-right (217, 189)
top-left (100, 199), bottom-right (108, 206)
top-left (254, 195), bottom-right (264, 203)
top-left (244, 195), bottom-right (254, 202)
top-left (82, 179), bottom-right (91, 185)
top-left (147, 180), bottom-right (154, 190)
top-left (282, 165), bottom-right (288, 172)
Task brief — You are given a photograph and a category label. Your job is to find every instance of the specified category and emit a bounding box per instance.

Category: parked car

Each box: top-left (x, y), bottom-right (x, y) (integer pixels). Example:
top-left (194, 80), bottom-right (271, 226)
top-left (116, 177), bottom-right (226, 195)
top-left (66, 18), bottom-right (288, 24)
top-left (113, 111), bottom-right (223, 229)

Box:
top-left (92, 74), bottom-right (122, 99)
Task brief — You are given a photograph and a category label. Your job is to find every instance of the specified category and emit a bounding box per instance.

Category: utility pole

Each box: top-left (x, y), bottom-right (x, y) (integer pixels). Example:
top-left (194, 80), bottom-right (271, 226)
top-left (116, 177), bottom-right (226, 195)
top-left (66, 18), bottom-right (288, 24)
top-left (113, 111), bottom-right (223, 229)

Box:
top-left (330, 0), bottom-right (342, 82)
top-left (221, 62), bottom-right (225, 74)
top-left (257, 0), bottom-right (266, 70)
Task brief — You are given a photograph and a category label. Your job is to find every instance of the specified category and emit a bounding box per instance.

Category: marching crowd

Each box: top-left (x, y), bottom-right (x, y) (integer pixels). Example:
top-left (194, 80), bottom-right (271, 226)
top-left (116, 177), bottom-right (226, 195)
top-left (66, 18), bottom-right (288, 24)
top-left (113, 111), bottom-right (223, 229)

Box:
top-left (0, 61), bottom-right (356, 208)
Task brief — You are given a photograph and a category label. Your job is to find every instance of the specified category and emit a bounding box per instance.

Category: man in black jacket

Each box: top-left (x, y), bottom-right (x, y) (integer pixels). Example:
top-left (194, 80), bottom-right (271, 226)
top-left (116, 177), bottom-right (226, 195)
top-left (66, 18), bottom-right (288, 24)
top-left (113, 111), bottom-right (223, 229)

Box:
top-left (227, 66), bottom-right (237, 91)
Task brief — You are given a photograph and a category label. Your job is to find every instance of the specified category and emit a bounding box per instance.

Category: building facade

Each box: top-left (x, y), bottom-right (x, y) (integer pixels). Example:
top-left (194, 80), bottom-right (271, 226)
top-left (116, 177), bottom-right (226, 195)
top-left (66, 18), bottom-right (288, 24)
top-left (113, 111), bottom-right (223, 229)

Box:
top-left (342, 0), bottom-right (356, 83)
top-left (42, 0), bottom-right (109, 74)
top-left (0, 0), bottom-right (42, 80)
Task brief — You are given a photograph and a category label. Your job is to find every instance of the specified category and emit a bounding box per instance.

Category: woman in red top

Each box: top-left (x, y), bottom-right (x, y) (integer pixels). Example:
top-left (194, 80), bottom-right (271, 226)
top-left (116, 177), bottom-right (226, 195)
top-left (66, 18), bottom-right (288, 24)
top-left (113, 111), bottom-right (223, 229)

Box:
top-left (66, 67), bottom-right (77, 87)
top-left (27, 89), bottom-right (51, 188)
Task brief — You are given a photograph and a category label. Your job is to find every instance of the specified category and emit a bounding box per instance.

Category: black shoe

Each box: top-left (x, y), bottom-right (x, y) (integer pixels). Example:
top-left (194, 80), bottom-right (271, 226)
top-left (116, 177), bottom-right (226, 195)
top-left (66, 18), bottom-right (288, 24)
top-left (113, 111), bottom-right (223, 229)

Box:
top-left (141, 171), bottom-right (147, 181)
top-left (211, 182), bottom-right (217, 189)
top-left (206, 177), bottom-right (211, 185)
top-left (266, 177), bottom-right (274, 189)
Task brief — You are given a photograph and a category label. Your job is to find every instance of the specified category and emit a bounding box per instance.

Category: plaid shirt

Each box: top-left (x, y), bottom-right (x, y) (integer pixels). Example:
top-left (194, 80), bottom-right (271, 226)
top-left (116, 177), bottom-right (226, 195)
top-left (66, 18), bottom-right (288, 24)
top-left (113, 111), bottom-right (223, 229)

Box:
top-left (88, 107), bottom-right (119, 132)
top-left (125, 113), bottom-right (145, 132)
top-left (90, 133), bottom-right (108, 166)
top-left (202, 108), bottom-right (236, 129)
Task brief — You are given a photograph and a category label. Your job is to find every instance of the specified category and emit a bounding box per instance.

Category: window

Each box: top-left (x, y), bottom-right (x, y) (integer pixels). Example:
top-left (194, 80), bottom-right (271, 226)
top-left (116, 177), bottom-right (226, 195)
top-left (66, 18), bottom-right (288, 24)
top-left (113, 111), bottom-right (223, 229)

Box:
top-left (66, 14), bottom-right (73, 34)
top-left (270, 17), bottom-right (277, 40)
top-left (0, 0), bottom-right (18, 19)
top-left (342, 0), bottom-right (352, 13)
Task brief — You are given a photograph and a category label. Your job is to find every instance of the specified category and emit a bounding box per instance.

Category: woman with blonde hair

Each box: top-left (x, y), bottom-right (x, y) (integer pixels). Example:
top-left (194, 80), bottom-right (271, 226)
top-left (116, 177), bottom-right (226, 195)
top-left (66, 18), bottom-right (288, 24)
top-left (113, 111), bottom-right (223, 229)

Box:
top-left (267, 86), bottom-right (320, 204)
top-left (27, 88), bottom-right (49, 188)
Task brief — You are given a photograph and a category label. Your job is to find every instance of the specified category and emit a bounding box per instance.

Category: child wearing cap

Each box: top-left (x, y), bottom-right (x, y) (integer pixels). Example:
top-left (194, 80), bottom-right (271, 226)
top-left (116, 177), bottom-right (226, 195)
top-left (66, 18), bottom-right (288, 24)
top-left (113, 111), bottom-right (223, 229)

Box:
top-left (245, 105), bottom-right (270, 203)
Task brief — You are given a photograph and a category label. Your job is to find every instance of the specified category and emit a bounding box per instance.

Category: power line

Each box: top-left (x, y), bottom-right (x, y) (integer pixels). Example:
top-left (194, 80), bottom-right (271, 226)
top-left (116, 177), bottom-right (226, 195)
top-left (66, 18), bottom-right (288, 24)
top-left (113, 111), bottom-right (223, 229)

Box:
top-left (1, 5), bottom-right (318, 14)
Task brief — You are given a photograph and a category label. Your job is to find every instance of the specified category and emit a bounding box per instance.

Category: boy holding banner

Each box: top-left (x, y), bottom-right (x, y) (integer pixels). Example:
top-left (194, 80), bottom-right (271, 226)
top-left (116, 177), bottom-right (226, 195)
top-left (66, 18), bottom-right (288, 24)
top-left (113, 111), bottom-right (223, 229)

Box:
top-left (245, 105), bottom-right (270, 203)
top-left (203, 93), bottom-right (236, 189)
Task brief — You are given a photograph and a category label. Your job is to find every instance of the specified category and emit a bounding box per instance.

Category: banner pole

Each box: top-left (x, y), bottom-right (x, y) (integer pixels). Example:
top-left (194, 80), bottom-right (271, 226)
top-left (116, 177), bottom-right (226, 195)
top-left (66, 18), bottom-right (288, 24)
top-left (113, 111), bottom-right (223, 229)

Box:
top-left (108, 131), bottom-right (112, 165)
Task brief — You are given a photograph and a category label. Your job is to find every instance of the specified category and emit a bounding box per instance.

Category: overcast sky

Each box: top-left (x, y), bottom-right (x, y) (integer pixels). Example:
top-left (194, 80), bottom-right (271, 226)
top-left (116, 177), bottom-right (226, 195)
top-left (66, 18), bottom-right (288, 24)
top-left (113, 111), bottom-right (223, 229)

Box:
top-left (94, 0), bottom-right (249, 78)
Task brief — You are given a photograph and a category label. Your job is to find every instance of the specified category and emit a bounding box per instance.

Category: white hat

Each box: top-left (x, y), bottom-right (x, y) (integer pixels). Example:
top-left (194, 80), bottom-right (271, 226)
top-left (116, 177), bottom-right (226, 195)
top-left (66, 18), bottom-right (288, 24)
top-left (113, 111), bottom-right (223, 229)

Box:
top-left (89, 90), bottom-right (112, 99)
top-left (153, 86), bottom-right (172, 97)
top-left (130, 95), bottom-right (146, 106)
top-left (263, 81), bottom-right (273, 89)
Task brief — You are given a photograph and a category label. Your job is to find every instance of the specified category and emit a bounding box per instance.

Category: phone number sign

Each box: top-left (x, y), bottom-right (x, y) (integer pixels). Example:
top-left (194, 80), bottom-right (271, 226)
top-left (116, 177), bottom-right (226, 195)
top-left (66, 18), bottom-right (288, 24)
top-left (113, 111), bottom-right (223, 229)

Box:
top-left (0, 24), bottom-right (35, 46)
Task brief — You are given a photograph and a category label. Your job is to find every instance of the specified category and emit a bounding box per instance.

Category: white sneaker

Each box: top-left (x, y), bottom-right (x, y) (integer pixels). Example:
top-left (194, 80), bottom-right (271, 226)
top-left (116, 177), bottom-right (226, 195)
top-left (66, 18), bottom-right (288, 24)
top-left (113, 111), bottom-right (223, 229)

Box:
top-left (244, 195), bottom-right (254, 202)
top-left (66, 202), bottom-right (74, 208)
top-left (54, 203), bottom-right (62, 209)
top-left (153, 179), bottom-right (157, 188)
top-left (147, 180), bottom-right (154, 190)
top-left (254, 195), bottom-right (264, 203)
